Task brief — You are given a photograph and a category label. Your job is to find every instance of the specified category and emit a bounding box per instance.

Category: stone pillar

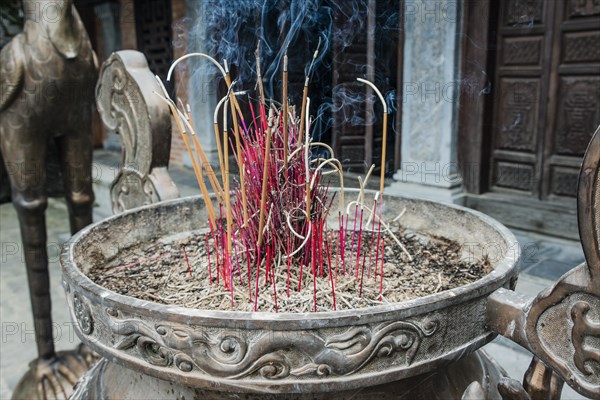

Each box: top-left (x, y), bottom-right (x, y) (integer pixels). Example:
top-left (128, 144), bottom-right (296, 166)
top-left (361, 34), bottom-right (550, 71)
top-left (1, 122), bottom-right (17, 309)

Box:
top-left (183, 0), bottom-right (219, 168)
top-left (95, 1), bottom-right (123, 151)
top-left (387, 0), bottom-right (464, 204)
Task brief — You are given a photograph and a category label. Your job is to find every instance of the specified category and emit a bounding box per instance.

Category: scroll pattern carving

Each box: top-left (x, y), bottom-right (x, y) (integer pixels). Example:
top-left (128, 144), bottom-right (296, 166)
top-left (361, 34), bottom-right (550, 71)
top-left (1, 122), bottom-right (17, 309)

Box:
top-left (73, 292), bottom-right (93, 335)
top-left (96, 50), bottom-right (179, 213)
top-left (571, 301), bottom-right (600, 376)
top-left (102, 309), bottom-right (439, 381)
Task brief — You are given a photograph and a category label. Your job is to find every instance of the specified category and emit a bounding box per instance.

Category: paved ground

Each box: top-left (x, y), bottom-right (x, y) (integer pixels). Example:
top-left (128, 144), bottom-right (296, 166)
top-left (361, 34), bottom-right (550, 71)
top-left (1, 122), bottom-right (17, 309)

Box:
top-left (0, 153), bottom-right (590, 399)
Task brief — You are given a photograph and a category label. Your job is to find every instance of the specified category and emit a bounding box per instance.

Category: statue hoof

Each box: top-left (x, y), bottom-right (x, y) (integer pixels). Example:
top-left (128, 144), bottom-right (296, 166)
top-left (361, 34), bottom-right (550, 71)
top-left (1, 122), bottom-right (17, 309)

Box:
top-left (11, 346), bottom-right (99, 400)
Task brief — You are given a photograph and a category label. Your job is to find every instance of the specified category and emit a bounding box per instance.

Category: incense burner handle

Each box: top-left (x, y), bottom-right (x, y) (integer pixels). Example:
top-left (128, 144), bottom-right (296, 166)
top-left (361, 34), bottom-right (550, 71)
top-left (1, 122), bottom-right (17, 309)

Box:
top-left (487, 126), bottom-right (600, 399)
top-left (96, 50), bottom-right (179, 213)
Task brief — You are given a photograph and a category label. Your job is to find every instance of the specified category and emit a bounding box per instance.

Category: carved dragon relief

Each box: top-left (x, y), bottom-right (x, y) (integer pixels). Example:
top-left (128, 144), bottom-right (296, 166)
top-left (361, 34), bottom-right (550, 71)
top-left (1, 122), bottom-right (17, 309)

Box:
top-left (488, 126), bottom-right (600, 399)
top-left (89, 307), bottom-right (439, 381)
top-left (96, 50), bottom-right (179, 213)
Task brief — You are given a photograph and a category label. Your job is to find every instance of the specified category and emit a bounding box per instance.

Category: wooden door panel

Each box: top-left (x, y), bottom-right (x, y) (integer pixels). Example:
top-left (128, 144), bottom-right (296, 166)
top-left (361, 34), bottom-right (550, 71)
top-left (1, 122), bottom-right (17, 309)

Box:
top-left (504, 0), bottom-right (545, 26)
top-left (494, 78), bottom-right (541, 153)
top-left (542, 1), bottom-right (600, 201)
top-left (554, 76), bottom-right (600, 157)
top-left (489, 0), bottom-right (600, 201)
top-left (501, 36), bottom-right (544, 66)
top-left (489, 0), bottom-right (550, 194)
top-left (562, 31), bottom-right (600, 63)
top-left (493, 161), bottom-right (536, 193)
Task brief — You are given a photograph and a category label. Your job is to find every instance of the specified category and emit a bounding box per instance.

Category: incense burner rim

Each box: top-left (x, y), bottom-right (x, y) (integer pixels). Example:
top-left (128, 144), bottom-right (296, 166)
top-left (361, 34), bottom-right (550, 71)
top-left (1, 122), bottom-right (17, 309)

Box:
top-left (61, 190), bottom-right (519, 327)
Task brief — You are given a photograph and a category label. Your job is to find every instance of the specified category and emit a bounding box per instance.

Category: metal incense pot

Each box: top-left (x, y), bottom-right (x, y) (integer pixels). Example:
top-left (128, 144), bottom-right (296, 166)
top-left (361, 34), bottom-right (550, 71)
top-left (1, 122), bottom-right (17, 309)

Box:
top-left (61, 189), bottom-right (520, 399)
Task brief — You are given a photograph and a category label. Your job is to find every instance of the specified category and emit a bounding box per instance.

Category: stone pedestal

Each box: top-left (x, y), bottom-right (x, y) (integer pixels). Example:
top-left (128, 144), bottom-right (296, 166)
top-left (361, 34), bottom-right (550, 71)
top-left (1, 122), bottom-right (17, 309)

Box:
top-left (387, 0), bottom-right (464, 204)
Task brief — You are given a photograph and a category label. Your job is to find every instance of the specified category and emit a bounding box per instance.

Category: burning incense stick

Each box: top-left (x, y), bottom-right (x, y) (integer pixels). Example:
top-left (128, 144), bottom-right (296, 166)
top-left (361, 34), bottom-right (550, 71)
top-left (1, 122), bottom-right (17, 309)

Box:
top-left (257, 107), bottom-right (275, 247)
top-left (357, 78), bottom-right (388, 200)
top-left (282, 54), bottom-right (289, 174)
top-left (214, 95), bottom-right (228, 185)
top-left (255, 42), bottom-right (266, 105)
top-left (160, 46), bottom-right (415, 313)
top-left (305, 97), bottom-right (311, 221)
top-left (298, 38), bottom-right (321, 146)
top-left (167, 53), bottom-right (226, 81)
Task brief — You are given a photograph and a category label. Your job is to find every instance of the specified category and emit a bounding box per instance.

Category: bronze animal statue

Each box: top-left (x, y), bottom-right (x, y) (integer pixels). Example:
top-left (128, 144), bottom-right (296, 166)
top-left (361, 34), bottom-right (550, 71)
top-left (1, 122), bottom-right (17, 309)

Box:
top-left (0, 0), bottom-right (98, 398)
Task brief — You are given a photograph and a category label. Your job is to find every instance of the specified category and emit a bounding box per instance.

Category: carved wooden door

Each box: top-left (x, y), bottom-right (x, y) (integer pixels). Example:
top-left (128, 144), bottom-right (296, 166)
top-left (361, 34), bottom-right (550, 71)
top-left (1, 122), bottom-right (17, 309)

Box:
top-left (489, 0), bottom-right (600, 202)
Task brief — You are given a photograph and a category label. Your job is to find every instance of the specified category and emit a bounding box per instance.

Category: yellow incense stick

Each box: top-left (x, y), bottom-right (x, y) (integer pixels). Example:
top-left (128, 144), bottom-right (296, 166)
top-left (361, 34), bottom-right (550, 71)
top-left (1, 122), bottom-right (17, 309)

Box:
top-left (183, 134), bottom-right (217, 224)
top-left (192, 134), bottom-right (224, 202)
top-left (224, 70), bottom-right (249, 226)
top-left (255, 44), bottom-right (266, 106)
top-left (154, 88), bottom-right (217, 225)
top-left (174, 103), bottom-right (225, 204)
top-left (298, 78), bottom-right (309, 146)
top-left (380, 112), bottom-right (388, 196)
top-left (356, 78), bottom-right (388, 201)
top-left (222, 101), bottom-right (233, 264)
top-left (298, 40), bottom-right (321, 146)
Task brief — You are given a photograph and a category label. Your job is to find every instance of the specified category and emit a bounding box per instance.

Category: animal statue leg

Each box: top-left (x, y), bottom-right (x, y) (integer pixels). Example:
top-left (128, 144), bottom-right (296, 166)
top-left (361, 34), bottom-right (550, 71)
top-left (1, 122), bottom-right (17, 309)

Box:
top-left (56, 129), bottom-right (94, 234)
top-left (0, 138), bottom-right (54, 360)
top-left (1, 138), bottom-right (93, 399)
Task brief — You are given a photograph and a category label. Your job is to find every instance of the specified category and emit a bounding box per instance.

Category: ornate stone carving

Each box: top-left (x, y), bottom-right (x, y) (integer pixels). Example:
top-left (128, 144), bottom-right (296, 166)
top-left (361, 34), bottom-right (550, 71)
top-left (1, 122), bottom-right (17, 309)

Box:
top-left (96, 50), bottom-right (179, 213)
top-left (73, 292), bottom-right (93, 335)
top-left (102, 310), bottom-right (438, 380)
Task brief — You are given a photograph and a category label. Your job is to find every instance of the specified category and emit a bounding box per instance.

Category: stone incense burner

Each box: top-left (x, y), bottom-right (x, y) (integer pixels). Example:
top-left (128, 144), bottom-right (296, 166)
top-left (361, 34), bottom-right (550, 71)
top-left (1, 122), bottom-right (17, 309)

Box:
top-left (61, 189), bottom-right (521, 399)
